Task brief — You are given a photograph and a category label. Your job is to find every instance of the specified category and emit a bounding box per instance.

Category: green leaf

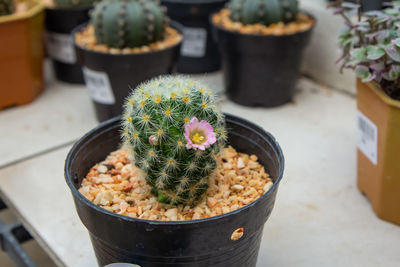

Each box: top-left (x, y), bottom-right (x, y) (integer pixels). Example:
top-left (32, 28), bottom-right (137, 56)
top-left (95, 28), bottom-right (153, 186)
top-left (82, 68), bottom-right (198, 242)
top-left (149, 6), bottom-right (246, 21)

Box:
top-left (350, 48), bottom-right (367, 63)
top-left (394, 38), bottom-right (400, 48)
top-left (386, 46), bottom-right (400, 62)
top-left (366, 45), bottom-right (385, 60)
top-left (355, 65), bottom-right (374, 82)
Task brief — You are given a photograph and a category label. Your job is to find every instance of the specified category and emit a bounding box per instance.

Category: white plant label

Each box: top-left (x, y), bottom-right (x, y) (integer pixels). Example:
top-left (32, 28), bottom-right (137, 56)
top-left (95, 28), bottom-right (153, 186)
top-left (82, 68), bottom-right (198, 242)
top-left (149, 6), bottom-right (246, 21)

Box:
top-left (180, 27), bottom-right (207, 58)
top-left (83, 67), bottom-right (115, 105)
top-left (357, 110), bottom-right (378, 165)
top-left (46, 32), bottom-right (77, 64)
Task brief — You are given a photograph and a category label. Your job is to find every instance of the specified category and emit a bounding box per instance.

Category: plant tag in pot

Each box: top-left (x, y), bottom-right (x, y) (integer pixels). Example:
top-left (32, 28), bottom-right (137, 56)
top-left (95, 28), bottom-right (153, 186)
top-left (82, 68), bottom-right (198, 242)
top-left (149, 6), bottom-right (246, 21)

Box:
top-left (180, 27), bottom-right (207, 58)
top-left (45, 32), bottom-right (77, 64)
top-left (83, 67), bottom-right (115, 105)
top-left (357, 110), bottom-right (378, 165)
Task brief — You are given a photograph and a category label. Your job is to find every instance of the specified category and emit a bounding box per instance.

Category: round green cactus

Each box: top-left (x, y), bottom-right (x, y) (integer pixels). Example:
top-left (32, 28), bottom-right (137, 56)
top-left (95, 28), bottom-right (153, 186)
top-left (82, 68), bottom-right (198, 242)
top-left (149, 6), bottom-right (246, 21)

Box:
top-left (53, 0), bottom-right (97, 7)
top-left (122, 76), bottom-right (227, 206)
top-left (91, 0), bottom-right (168, 49)
top-left (228, 0), bottom-right (299, 26)
top-left (0, 0), bottom-right (15, 16)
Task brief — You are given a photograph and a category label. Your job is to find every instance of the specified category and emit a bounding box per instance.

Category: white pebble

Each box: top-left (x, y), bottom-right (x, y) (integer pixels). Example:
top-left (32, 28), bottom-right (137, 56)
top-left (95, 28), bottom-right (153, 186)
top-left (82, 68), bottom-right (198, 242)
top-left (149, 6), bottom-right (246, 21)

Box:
top-left (165, 208), bottom-right (178, 219)
top-left (237, 157), bottom-right (245, 169)
top-left (232, 184), bottom-right (244, 191)
top-left (263, 182), bottom-right (273, 192)
top-left (97, 165), bottom-right (108, 173)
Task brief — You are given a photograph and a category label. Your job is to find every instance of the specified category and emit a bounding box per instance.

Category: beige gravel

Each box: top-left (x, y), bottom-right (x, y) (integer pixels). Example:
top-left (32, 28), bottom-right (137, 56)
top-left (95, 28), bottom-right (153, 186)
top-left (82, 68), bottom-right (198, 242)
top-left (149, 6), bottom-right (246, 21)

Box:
top-left (79, 146), bottom-right (273, 221)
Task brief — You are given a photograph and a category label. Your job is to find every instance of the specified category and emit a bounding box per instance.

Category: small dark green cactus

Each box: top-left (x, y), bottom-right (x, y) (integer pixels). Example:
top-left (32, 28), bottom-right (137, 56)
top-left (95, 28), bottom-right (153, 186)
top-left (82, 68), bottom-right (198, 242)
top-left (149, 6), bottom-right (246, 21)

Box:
top-left (0, 0), bottom-right (15, 16)
top-left (228, 0), bottom-right (299, 26)
top-left (122, 76), bottom-right (227, 206)
top-left (53, 0), bottom-right (97, 7)
top-left (91, 0), bottom-right (168, 49)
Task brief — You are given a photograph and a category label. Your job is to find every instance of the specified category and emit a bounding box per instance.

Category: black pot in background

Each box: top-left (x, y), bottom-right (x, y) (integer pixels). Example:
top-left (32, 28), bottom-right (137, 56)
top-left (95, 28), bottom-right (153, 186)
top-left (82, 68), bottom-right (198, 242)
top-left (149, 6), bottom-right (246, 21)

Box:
top-left (65, 114), bottom-right (284, 267)
top-left (162, 0), bottom-right (227, 73)
top-left (212, 14), bottom-right (315, 107)
top-left (45, 7), bottom-right (91, 84)
top-left (73, 23), bottom-right (182, 122)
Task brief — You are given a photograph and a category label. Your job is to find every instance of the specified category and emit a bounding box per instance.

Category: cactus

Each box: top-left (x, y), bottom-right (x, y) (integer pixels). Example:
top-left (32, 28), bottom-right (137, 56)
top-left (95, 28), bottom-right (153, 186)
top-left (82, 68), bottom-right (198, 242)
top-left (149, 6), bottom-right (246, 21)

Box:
top-left (53, 0), bottom-right (97, 7)
top-left (228, 0), bottom-right (299, 26)
top-left (0, 0), bottom-right (15, 16)
top-left (91, 0), bottom-right (168, 49)
top-left (122, 76), bottom-right (227, 206)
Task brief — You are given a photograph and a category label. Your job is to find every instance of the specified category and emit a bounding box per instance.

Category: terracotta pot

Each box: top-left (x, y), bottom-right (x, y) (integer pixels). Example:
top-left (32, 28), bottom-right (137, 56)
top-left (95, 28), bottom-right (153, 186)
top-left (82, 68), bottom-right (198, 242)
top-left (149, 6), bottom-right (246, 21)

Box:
top-left (0, 0), bottom-right (45, 110)
top-left (356, 79), bottom-right (400, 225)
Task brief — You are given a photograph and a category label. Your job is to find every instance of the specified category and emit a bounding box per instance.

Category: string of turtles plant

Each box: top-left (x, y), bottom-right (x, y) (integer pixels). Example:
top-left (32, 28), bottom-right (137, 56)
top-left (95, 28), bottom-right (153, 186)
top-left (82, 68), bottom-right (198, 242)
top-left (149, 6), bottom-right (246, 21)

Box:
top-left (90, 0), bottom-right (169, 48)
top-left (228, 0), bottom-right (299, 26)
top-left (0, 0), bottom-right (15, 16)
top-left (331, 0), bottom-right (400, 100)
top-left (122, 76), bottom-right (227, 206)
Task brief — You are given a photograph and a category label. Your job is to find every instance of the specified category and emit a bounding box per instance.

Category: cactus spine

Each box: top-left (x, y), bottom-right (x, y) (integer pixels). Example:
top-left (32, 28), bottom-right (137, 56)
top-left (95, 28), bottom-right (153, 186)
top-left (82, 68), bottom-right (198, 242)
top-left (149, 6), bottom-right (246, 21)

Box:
top-left (228, 0), bottom-right (299, 26)
top-left (0, 0), bottom-right (15, 16)
top-left (122, 76), bottom-right (227, 206)
top-left (91, 0), bottom-right (168, 49)
top-left (53, 0), bottom-right (97, 7)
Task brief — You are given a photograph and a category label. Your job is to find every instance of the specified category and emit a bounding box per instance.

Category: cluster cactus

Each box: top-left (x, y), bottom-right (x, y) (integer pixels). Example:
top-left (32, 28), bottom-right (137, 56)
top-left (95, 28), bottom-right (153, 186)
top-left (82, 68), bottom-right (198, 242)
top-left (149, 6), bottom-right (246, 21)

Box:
top-left (228, 0), bottom-right (299, 26)
top-left (53, 0), bottom-right (98, 7)
top-left (122, 76), bottom-right (227, 206)
top-left (0, 0), bottom-right (15, 16)
top-left (91, 0), bottom-right (168, 49)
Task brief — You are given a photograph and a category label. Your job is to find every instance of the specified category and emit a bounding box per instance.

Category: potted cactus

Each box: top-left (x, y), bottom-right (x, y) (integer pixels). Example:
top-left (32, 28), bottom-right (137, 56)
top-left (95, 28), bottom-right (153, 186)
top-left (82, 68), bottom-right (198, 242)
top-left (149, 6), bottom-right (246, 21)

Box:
top-left (44, 0), bottom-right (98, 84)
top-left (73, 0), bottom-right (182, 122)
top-left (161, 0), bottom-right (227, 73)
top-left (0, 0), bottom-right (45, 110)
top-left (333, 1), bottom-right (400, 225)
top-left (65, 76), bottom-right (284, 266)
top-left (211, 0), bottom-right (315, 107)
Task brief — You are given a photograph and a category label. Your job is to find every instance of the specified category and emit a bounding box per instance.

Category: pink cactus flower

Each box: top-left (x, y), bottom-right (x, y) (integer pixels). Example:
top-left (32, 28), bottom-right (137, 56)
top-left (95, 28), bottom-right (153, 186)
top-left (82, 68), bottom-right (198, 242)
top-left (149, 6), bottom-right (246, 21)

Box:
top-left (184, 117), bottom-right (216, 150)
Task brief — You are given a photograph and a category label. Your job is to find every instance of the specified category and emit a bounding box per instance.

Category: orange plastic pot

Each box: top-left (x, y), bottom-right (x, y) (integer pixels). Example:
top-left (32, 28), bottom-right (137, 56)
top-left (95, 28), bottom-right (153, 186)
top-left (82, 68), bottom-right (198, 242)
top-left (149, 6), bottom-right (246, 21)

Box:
top-left (0, 0), bottom-right (45, 110)
top-left (356, 79), bottom-right (400, 225)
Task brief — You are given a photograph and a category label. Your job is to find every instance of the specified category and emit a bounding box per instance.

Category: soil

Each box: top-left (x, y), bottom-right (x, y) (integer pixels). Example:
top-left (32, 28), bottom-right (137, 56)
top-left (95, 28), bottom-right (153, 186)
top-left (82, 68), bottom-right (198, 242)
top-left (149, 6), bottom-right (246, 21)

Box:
top-left (75, 24), bottom-right (182, 54)
top-left (212, 8), bottom-right (314, 35)
top-left (78, 146), bottom-right (274, 221)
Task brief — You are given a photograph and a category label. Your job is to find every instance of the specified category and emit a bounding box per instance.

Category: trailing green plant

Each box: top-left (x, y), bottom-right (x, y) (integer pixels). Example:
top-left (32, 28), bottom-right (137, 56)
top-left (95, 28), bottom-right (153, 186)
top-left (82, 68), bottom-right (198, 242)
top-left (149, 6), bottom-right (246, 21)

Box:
top-left (53, 0), bottom-right (97, 7)
top-left (331, 0), bottom-right (400, 100)
top-left (122, 76), bottom-right (227, 206)
top-left (0, 0), bottom-right (15, 16)
top-left (228, 0), bottom-right (299, 26)
top-left (91, 0), bottom-right (168, 49)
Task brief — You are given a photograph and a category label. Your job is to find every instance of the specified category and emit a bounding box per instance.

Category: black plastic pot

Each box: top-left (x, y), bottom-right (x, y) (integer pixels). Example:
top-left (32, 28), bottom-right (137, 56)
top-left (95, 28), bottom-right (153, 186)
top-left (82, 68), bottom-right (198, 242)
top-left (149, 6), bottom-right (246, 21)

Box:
top-left (212, 14), bottom-right (315, 107)
top-left (73, 23), bottom-right (182, 122)
top-left (65, 114), bottom-right (284, 267)
top-left (45, 6), bottom-right (91, 84)
top-left (162, 0), bottom-right (227, 73)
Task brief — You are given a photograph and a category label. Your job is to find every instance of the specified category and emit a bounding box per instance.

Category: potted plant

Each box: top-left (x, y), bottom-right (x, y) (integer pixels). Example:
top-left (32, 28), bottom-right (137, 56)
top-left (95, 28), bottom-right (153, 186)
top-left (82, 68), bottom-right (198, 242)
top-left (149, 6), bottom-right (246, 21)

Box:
top-left (211, 0), bottom-right (315, 107)
top-left (65, 76), bottom-right (284, 266)
top-left (44, 0), bottom-right (97, 84)
top-left (333, 0), bottom-right (400, 225)
top-left (0, 0), bottom-right (45, 110)
top-left (161, 0), bottom-right (227, 73)
top-left (73, 0), bottom-right (182, 122)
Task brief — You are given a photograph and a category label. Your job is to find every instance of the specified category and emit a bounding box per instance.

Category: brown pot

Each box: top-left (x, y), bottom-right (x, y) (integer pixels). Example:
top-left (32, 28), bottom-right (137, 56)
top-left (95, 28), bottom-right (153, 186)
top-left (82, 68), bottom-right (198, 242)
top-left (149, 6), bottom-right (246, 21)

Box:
top-left (0, 0), bottom-right (45, 110)
top-left (356, 79), bottom-right (400, 225)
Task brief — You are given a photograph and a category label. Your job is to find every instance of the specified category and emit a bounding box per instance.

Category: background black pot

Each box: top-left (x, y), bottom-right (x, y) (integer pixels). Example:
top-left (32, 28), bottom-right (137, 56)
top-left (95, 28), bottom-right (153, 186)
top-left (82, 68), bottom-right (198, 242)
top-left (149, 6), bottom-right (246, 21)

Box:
top-left (65, 114), bottom-right (284, 267)
top-left (162, 0), bottom-right (227, 73)
top-left (45, 6), bottom-right (91, 84)
top-left (73, 23), bottom-right (182, 122)
top-left (212, 14), bottom-right (315, 107)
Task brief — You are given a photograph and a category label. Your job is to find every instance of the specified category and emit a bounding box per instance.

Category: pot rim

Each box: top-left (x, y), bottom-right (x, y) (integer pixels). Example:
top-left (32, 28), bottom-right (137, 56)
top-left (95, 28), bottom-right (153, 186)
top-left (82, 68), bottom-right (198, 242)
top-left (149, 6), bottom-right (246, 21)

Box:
top-left (162, 0), bottom-right (227, 5)
top-left (72, 21), bottom-right (183, 57)
top-left (65, 113), bottom-right (285, 226)
top-left (44, 5), bottom-right (92, 12)
top-left (210, 10), bottom-right (316, 38)
top-left (0, 0), bottom-right (44, 24)
top-left (362, 79), bottom-right (400, 109)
